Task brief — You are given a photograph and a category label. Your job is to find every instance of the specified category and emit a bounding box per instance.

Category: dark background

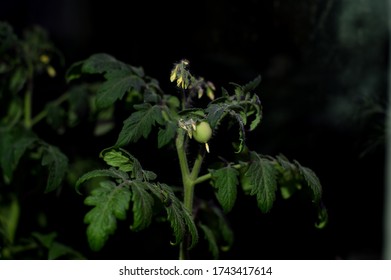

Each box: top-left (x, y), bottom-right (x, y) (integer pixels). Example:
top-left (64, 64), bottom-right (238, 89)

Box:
top-left (1, 0), bottom-right (387, 259)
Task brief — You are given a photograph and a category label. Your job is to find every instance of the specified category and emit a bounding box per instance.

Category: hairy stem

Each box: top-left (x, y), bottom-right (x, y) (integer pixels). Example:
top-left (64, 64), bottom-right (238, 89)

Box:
top-left (176, 129), bottom-right (207, 260)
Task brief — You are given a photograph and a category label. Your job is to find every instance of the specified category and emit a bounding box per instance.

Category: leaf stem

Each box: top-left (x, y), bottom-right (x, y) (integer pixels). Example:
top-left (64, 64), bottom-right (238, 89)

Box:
top-left (23, 72), bottom-right (34, 129)
top-left (30, 93), bottom-right (69, 127)
top-left (194, 163), bottom-right (244, 185)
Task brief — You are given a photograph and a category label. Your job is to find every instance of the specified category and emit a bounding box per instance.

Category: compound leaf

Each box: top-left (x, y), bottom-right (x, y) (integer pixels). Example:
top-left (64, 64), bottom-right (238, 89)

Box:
top-left (205, 103), bottom-right (229, 129)
top-left (129, 181), bottom-right (154, 231)
top-left (96, 70), bottom-right (145, 109)
top-left (66, 53), bottom-right (130, 81)
top-left (150, 183), bottom-right (198, 249)
top-left (243, 152), bottom-right (277, 213)
top-left (116, 103), bottom-right (163, 147)
top-left (75, 168), bottom-right (129, 194)
top-left (84, 181), bottom-right (131, 251)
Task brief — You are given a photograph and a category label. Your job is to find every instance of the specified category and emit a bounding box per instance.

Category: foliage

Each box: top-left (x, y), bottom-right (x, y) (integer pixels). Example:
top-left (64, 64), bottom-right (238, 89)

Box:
top-left (0, 21), bottom-right (327, 260)
top-left (71, 54), bottom-right (328, 259)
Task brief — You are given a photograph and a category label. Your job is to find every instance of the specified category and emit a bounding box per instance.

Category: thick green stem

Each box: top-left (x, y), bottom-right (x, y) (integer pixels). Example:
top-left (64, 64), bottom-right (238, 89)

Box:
top-left (176, 129), bottom-right (206, 260)
top-left (176, 129), bottom-right (191, 189)
top-left (175, 133), bottom-right (245, 259)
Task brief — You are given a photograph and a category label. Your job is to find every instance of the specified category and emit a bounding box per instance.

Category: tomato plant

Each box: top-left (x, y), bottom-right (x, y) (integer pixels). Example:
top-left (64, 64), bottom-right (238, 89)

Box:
top-left (0, 21), bottom-right (327, 260)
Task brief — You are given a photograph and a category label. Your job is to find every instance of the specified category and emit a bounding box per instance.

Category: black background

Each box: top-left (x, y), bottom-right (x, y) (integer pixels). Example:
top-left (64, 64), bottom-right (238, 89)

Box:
top-left (1, 0), bottom-right (387, 259)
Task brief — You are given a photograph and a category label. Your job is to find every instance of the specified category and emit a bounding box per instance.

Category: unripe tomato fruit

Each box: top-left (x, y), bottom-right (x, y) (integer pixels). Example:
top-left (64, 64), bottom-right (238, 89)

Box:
top-left (193, 121), bottom-right (212, 143)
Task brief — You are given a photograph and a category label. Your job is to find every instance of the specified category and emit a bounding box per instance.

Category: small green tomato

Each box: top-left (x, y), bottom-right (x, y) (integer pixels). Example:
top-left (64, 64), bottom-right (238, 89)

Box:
top-left (193, 121), bottom-right (212, 152)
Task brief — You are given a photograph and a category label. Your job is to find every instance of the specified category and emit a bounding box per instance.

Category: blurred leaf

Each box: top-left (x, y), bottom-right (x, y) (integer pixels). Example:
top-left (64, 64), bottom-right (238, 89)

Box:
top-left (0, 127), bottom-right (37, 183)
top-left (32, 232), bottom-right (85, 259)
top-left (315, 203), bottom-right (328, 229)
top-left (0, 195), bottom-right (20, 243)
top-left (48, 242), bottom-right (85, 260)
top-left (41, 144), bottom-right (68, 193)
top-left (199, 223), bottom-right (219, 259)
top-left (9, 67), bottom-right (27, 94)
top-left (32, 232), bottom-right (57, 248)
top-left (45, 103), bottom-right (66, 132)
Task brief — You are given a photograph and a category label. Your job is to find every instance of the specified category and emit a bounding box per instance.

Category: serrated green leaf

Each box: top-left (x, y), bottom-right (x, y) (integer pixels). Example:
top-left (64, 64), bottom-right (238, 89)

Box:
top-left (96, 70), bottom-right (145, 109)
top-left (0, 128), bottom-right (37, 183)
top-left (116, 104), bottom-right (163, 147)
top-left (205, 103), bottom-right (229, 128)
top-left (178, 108), bottom-right (206, 119)
top-left (158, 121), bottom-right (177, 148)
top-left (41, 144), bottom-right (68, 193)
top-left (66, 53), bottom-right (137, 82)
top-left (81, 53), bottom-right (126, 74)
top-left (84, 181), bottom-right (131, 251)
top-left (276, 154), bottom-right (295, 170)
top-left (248, 102), bottom-right (262, 131)
top-left (242, 75), bottom-right (262, 93)
top-left (199, 223), bottom-right (219, 259)
top-left (149, 183), bottom-right (198, 249)
top-left (165, 196), bottom-right (185, 246)
top-left (102, 149), bottom-right (133, 172)
top-left (75, 168), bottom-right (129, 194)
top-left (211, 166), bottom-right (239, 212)
top-left (129, 181), bottom-right (154, 231)
top-left (294, 160), bottom-right (322, 203)
top-left (142, 170), bottom-right (157, 181)
top-left (244, 152), bottom-right (277, 213)
top-left (100, 148), bottom-right (154, 181)
top-left (181, 203), bottom-right (199, 249)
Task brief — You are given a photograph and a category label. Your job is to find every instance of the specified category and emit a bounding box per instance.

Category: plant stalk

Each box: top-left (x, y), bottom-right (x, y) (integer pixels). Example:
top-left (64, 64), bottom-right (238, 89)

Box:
top-left (176, 129), bottom-right (205, 260)
top-left (23, 80), bottom-right (33, 129)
